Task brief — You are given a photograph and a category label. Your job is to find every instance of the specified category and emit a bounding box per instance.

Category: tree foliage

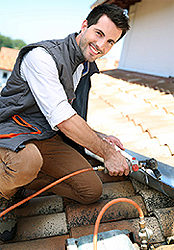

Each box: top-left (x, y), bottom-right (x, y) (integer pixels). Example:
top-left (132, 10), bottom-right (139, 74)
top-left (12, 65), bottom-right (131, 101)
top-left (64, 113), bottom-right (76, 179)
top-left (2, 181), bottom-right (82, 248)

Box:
top-left (0, 34), bottom-right (26, 49)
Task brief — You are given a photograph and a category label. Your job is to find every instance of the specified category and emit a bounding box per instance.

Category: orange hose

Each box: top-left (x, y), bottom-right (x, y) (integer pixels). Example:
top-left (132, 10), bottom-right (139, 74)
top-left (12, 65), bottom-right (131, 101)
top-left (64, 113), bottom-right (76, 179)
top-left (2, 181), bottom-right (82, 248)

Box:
top-left (0, 168), bottom-right (93, 218)
top-left (93, 198), bottom-right (144, 250)
top-left (1, 168), bottom-right (144, 250)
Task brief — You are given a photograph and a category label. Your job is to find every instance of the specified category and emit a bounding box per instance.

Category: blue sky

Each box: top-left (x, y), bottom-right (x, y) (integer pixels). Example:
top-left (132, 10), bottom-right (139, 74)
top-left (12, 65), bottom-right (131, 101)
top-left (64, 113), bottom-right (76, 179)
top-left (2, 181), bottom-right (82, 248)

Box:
top-left (0, 0), bottom-right (123, 59)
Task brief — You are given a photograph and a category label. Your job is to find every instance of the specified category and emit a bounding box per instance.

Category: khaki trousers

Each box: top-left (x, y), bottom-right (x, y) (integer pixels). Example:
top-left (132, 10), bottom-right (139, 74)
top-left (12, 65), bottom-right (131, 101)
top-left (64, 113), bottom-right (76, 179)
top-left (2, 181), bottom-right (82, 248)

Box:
top-left (0, 134), bottom-right (102, 204)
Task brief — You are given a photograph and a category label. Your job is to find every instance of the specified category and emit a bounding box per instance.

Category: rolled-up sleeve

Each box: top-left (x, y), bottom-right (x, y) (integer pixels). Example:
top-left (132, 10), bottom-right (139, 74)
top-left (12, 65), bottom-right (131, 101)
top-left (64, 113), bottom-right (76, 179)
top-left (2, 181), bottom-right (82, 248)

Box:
top-left (20, 47), bottom-right (77, 130)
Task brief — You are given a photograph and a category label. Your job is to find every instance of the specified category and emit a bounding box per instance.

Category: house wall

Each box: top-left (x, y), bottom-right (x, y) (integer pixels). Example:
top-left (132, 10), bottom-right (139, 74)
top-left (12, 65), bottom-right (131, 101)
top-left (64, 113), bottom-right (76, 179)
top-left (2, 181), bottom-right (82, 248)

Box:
top-left (0, 69), bottom-right (11, 87)
top-left (119, 0), bottom-right (174, 77)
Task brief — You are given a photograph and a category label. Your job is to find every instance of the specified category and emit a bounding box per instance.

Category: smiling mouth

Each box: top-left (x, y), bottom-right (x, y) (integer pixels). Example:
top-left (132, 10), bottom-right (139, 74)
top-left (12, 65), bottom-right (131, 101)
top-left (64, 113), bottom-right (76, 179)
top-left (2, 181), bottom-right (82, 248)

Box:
top-left (89, 43), bottom-right (101, 55)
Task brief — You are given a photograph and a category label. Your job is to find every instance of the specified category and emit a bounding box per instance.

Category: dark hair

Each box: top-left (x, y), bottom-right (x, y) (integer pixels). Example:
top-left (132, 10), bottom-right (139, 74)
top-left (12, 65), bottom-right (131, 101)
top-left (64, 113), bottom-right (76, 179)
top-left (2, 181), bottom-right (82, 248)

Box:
top-left (86, 4), bottom-right (130, 41)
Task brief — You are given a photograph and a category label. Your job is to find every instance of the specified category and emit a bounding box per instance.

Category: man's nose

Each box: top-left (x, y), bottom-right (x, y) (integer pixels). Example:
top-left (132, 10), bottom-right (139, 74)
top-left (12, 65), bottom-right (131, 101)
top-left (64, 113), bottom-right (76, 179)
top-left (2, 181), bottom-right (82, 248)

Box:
top-left (96, 39), bottom-right (107, 53)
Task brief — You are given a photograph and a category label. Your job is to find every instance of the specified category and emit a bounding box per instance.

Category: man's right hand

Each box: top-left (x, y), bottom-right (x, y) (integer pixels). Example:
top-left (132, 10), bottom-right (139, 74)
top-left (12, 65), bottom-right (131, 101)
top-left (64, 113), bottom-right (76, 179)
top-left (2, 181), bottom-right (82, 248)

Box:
top-left (103, 144), bottom-right (129, 176)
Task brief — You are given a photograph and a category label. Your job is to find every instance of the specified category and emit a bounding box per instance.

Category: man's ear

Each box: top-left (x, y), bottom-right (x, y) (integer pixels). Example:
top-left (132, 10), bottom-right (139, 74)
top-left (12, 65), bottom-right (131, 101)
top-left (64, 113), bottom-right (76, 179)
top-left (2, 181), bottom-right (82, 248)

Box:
top-left (81, 20), bottom-right (88, 32)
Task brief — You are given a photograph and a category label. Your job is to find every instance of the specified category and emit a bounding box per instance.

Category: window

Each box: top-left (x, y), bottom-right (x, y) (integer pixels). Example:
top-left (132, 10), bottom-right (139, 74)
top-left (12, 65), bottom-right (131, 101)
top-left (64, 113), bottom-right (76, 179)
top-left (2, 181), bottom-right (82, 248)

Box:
top-left (2, 72), bottom-right (8, 78)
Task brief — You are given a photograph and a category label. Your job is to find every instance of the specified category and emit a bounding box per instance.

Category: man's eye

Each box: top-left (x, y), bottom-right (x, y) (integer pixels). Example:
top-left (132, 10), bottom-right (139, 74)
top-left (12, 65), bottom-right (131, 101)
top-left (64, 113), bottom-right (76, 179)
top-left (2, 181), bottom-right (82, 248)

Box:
top-left (96, 31), bottom-right (102, 36)
top-left (109, 41), bottom-right (114, 46)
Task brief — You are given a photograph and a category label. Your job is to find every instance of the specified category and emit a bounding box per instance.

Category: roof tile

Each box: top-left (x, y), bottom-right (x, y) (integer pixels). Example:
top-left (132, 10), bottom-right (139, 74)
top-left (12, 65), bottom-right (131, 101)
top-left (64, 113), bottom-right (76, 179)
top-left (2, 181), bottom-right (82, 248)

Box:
top-left (131, 179), bottom-right (174, 212)
top-left (0, 235), bottom-right (68, 250)
top-left (154, 207), bottom-right (174, 237)
top-left (15, 195), bottom-right (63, 217)
top-left (14, 212), bottom-right (68, 241)
top-left (66, 196), bottom-right (147, 228)
top-left (0, 47), bottom-right (19, 71)
top-left (89, 72), bottom-right (174, 166)
top-left (101, 181), bottom-right (136, 199)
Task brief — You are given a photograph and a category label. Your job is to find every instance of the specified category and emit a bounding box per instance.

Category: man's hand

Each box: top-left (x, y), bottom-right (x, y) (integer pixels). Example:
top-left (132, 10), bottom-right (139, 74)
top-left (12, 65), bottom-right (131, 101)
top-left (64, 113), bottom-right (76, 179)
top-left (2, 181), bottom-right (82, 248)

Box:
top-left (95, 132), bottom-right (124, 150)
top-left (92, 132), bottom-right (128, 176)
top-left (104, 135), bottom-right (124, 150)
top-left (104, 144), bottom-right (129, 176)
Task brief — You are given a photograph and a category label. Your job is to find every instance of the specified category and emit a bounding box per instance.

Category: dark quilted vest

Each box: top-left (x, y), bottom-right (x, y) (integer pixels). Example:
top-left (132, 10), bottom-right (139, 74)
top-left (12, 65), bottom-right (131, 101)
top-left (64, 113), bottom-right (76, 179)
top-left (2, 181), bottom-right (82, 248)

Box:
top-left (0, 33), bottom-right (99, 151)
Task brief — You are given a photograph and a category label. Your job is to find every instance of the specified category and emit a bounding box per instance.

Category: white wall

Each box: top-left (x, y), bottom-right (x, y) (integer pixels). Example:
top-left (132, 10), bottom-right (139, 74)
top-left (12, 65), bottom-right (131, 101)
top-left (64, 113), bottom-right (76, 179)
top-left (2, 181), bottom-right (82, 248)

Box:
top-left (119, 0), bottom-right (174, 77)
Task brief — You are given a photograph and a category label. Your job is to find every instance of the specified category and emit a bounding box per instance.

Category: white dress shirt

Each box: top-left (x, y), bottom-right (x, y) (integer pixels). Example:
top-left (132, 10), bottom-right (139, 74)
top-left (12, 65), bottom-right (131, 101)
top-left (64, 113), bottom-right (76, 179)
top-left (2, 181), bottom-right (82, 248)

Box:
top-left (20, 47), bottom-right (84, 130)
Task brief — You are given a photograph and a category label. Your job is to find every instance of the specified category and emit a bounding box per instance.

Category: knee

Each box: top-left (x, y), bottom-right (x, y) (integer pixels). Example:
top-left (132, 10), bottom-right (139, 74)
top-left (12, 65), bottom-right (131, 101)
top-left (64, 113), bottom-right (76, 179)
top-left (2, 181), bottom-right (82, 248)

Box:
top-left (79, 178), bottom-right (103, 205)
top-left (0, 143), bottom-right (43, 192)
top-left (14, 143), bottom-right (43, 184)
top-left (21, 143), bottom-right (43, 180)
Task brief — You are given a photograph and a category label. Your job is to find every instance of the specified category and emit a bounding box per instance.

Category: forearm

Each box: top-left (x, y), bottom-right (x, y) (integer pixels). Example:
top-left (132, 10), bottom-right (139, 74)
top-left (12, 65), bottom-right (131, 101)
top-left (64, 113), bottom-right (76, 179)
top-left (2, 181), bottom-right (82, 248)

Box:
top-left (94, 130), bottom-right (124, 150)
top-left (57, 114), bottom-right (110, 159)
top-left (94, 130), bottom-right (109, 142)
top-left (57, 114), bottom-right (129, 176)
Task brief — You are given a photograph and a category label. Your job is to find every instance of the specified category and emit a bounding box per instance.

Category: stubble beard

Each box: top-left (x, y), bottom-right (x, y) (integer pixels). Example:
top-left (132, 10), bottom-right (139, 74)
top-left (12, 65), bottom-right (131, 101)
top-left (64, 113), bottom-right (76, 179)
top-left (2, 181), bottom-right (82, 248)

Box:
top-left (79, 36), bottom-right (96, 62)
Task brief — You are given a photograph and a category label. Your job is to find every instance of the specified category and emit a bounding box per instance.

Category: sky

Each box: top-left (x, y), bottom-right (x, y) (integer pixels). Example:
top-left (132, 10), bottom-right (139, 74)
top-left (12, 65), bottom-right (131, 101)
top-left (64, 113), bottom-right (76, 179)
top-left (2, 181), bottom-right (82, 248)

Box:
top-left (0, 0), bottom-right (124, 59)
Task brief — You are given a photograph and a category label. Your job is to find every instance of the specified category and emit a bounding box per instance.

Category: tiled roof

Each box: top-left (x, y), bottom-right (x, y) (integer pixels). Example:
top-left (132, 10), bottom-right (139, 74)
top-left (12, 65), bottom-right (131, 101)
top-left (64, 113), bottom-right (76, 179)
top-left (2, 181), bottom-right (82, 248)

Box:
top-left (88, 70), bottom-right (174, 166)
top-left (0, 69), bottom-right (174, 249)
top-left (91, 0), bottom-right (142, 9)
top-left (0, 47), bottom-right (19, 71)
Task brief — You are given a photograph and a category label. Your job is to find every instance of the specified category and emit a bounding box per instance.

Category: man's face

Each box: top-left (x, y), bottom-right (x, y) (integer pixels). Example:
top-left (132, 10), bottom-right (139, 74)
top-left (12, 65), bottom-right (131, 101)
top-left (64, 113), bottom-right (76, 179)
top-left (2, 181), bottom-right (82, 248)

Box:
top-left (76, 15), bottom-right (122, 62)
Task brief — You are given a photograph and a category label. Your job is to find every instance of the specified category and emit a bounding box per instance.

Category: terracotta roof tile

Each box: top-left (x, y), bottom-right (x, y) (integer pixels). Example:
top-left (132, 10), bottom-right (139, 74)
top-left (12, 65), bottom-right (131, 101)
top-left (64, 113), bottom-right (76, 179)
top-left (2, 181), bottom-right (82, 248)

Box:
top-left (88, 72), bottom-right (174, 166)
top-left (154, 207), bottom-right (174, 237)
top-left (15, 195), bottom-right (63, 217)
top-left (0, 235), bottom-right (68, 250)
top-left (101, 181), bottom-right (136, 199)
top-left (131, 179), bottom-right (174, 212)
top-left (0, 47), bottom-right (19, 71)
top-left (101, 68), bottom-right (174, 95)
top-left (14, 212), bottom-right (68, 241)
top-left (66, 196), bottom-right (147, 228)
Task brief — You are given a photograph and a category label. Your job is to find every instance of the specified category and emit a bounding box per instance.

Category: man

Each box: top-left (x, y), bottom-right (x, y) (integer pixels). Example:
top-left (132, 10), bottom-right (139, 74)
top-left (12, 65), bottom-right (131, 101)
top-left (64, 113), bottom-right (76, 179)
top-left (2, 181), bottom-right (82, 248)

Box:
top-left (0, 4), bottom-right (130, 241)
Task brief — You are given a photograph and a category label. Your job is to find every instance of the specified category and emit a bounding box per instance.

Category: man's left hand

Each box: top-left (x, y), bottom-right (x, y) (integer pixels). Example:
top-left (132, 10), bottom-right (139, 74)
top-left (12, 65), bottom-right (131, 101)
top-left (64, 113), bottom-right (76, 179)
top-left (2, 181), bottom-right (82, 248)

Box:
top-left (104, 135), bottom-right (124, 150)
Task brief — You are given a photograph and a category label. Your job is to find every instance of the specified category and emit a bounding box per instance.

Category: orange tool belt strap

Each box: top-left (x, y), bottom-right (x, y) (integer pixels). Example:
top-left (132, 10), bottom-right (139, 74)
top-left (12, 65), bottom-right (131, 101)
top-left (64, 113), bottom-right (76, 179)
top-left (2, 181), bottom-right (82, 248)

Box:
top-left (0, 115), bottom-right (42, 139)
